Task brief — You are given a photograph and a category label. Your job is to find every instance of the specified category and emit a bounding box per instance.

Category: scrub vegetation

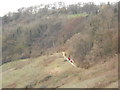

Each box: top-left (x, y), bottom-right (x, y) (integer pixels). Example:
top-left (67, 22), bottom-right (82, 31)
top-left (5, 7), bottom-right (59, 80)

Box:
top-left (1, 1), bottom-right (118, 88)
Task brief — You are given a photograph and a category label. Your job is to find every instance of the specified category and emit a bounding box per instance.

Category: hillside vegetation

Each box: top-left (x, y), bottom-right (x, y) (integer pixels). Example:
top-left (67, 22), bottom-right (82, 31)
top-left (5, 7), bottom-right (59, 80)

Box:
top-left (2, 52), bottom-right (118, 88)
top-left (1, 1), bottom-right (118, 88)
top-left (2, 2), bottom-right (118, 68)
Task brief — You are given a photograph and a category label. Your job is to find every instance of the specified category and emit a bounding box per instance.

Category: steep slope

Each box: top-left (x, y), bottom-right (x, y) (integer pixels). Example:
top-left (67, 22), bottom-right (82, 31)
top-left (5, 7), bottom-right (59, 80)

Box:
top-left (2, 52), bottom-right (118, 88)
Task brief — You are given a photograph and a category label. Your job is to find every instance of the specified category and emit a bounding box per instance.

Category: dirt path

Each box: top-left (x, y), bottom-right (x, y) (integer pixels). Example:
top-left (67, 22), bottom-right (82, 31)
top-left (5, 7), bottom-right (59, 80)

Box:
top-left (2, 53), bottom-right (118, 88)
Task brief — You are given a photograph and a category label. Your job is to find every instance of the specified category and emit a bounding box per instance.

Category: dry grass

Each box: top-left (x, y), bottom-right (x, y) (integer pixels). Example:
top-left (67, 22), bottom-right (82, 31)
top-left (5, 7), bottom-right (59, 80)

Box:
top-left (1, 52), bottom-right (118, 88)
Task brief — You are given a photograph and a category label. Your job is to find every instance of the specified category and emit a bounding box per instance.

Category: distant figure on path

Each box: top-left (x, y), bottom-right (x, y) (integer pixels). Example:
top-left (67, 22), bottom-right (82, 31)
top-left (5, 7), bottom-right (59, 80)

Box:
top-left (68, 55), bottom-right (74, 63)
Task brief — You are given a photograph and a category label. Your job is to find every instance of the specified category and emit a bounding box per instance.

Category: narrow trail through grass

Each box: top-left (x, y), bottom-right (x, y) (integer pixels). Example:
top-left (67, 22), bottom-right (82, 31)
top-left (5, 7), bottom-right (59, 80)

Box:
top-left (2, 52), bottom-right (118, 88)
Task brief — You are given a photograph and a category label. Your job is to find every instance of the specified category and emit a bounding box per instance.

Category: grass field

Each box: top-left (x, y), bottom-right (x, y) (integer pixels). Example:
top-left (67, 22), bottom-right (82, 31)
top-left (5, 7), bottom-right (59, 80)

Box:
top-left (1, 52), bottom-right (118, 88)
top-left (67, 13), bottom-right (88, 18)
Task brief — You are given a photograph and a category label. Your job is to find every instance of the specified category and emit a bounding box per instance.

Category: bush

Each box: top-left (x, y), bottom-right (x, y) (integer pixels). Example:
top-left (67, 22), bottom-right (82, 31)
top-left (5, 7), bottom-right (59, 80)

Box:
top-left (95, 29), bottom-right (118, 56)
top-left (66, 33), bottom-right (93, 67)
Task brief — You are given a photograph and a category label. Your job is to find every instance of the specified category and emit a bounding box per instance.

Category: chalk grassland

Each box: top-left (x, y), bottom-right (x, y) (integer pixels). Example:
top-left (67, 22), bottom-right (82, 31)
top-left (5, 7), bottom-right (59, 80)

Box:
top-left (67, 13), bottom-right (88, 18)
top-left (2, 52), bottom-right (118, 88)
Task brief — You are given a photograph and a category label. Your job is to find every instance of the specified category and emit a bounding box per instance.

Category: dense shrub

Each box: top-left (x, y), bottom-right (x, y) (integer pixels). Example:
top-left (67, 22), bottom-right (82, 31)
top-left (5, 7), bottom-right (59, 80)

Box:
top-left (66, 33), bottom-right (93, 67)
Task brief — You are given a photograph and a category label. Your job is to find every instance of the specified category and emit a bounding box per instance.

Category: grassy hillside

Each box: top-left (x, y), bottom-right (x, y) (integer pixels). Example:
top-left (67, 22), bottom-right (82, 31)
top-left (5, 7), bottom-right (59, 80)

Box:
top-left (2, 52), bottom-right (118, 88)
top-left (67, 13), bottom-right (88, 18)
top-left (1, 1), bottom-right (118, 88)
